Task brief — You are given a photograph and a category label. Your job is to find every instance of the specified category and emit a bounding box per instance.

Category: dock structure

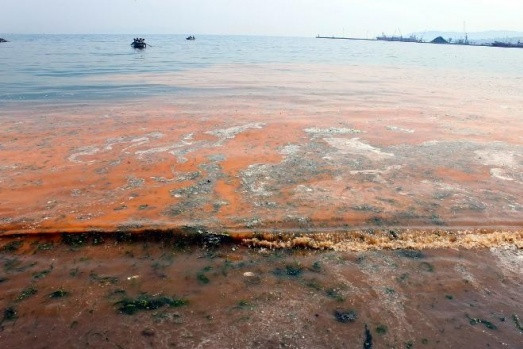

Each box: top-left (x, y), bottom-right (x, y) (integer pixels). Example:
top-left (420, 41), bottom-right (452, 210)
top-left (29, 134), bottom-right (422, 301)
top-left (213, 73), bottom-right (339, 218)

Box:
top-left (316, 34), bottom-right (522, 49)
top-left (316, 35), bottom-right (375, 41)
top-left (376, 34), bottom-right (422, 42)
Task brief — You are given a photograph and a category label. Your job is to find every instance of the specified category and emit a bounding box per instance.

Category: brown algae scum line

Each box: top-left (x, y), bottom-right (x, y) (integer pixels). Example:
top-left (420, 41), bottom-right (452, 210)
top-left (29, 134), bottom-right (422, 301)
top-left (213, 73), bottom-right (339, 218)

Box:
top-left (0, 227), bottom-right (521, 252)
top-left (241, 228), bottom-right (523, 251)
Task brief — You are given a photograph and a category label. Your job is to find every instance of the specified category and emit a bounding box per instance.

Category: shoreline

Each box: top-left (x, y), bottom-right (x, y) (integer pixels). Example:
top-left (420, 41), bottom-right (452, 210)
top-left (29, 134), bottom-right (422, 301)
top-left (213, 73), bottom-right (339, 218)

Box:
top-left (1, 227), bottom-right (521, 251)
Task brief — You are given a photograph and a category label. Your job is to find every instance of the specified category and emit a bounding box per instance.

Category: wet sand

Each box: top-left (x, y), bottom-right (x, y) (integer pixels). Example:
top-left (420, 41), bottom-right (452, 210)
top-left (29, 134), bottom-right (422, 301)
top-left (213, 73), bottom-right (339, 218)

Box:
top-left (0, 236), bottom-right (522, 348)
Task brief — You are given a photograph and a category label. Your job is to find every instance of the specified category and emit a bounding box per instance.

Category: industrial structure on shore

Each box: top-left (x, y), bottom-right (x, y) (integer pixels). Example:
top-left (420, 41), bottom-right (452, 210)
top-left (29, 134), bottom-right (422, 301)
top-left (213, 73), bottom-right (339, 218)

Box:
top-left (316, 33), bottom-right (522, 49)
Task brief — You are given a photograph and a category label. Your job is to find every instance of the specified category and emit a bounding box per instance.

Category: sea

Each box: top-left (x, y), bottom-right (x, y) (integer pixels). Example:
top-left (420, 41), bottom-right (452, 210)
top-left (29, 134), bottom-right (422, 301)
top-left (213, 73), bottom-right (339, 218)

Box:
top-left (1, 34), bottom-right (522, 103)
top-left (0, 34), bottom-right (522, 348)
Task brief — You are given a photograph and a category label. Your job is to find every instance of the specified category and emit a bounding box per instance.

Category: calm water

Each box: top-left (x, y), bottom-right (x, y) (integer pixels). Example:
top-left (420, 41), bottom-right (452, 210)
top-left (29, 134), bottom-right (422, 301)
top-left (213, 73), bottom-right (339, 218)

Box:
top-left (0, 34), bottom-right (522, 103)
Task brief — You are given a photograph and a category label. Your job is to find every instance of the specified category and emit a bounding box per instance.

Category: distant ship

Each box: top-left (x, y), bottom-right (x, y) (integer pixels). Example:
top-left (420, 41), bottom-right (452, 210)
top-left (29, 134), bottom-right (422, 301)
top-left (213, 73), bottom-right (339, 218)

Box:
top-left (376, 33), bottom-right (421, 43)
top-left (491, 41), bottom-right (523, 48)
top-left (0, 38), bottom-right (8, 43)
top-left (186, 36), bottom-right (196, 41)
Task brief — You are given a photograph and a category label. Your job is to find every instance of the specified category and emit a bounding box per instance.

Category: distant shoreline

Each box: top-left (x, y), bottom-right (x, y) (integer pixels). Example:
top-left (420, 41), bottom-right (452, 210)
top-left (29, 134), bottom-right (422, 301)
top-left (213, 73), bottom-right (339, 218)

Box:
top-left (316, 35), bottom-right (523, 49)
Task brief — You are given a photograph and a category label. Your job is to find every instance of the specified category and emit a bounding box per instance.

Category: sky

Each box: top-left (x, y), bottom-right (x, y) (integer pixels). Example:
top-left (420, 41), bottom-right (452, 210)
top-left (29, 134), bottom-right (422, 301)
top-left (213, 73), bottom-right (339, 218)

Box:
top-left (2, 0), bottom-right (522, 37)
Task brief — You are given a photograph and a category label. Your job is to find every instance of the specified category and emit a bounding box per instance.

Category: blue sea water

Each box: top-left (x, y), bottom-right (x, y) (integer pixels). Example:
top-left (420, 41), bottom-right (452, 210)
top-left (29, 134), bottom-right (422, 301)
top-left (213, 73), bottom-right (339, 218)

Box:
top-left (0, 34), bottom-right (522, 103)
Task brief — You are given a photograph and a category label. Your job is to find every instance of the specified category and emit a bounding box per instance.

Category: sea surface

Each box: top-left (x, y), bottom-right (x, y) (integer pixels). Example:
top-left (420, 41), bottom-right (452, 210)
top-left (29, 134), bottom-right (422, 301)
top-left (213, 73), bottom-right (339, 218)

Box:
top-left (0, 34), bottom-right (522, 348)
top-left (1, 34), bottom-right (522, 236)
top-left (1, 34), bottom-right (522, 103)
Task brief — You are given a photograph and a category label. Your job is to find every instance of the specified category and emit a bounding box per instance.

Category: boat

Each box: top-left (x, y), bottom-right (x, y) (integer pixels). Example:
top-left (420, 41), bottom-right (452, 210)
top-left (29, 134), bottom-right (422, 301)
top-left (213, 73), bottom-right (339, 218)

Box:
top-left (0, 38), bottom-right (8, 43)
top-left (491, 41), bottom-right (523, 48)
top-left (131, 38), bottom-right (147, 49)
top-left (186, 36), bottom-right (196, 41)
top-left (376, 33), bottom-right (421, 43)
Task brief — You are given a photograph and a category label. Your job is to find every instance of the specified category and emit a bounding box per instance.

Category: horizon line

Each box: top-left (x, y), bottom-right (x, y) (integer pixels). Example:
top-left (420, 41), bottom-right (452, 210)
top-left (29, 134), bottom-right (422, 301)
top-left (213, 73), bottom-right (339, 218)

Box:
top-left (1, 29), bottom-right (522, 37)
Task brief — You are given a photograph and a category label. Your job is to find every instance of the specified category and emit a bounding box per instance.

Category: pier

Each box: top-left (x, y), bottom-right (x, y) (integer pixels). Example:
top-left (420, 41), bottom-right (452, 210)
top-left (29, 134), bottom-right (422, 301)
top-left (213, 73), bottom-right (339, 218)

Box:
top-left (316, 35), bottom-right (522, 49)
top-left (316, 35), bottom-right (375, 41)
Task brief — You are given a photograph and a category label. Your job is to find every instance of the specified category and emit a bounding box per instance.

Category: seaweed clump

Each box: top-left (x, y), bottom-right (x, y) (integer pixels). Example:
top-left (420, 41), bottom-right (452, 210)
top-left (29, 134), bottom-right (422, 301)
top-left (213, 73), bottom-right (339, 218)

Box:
top-left (325, 288), bottom-right (345, 302)
top-left (49, 289), bottom-right (69, 298)
top-left (334, 309), bottom-right (358, 323)
top-left (115, 294), bottom-right (188, 315)
top-left (512, 314), bottom-right (523, 332)
top-left (33, 268), bottom-right (52, 280)
top-left (17, 286), bottom-right (37, 301)
top-left (376, 324), bottom-right (387, 335)
top-left (197, 266), bottom-right (212, 284)
top-left (466, 314), bottom-right (497, 330)
top-left (36, 243), bottom-right (54, 251)
top-left (90, 272), bottom-right (119, 285)
top-left (62, 233), bottom-right (89, 247)
top-left (363, 324), bottom-right (373, 349)
top-left (397, 249), bottom-right (425, 259)
top-left (1, 241), bottom-right (22, 252)
top-left (3, 307), bottom-right (17, 321)
top-left (273, 263), bottom-right (304, 277)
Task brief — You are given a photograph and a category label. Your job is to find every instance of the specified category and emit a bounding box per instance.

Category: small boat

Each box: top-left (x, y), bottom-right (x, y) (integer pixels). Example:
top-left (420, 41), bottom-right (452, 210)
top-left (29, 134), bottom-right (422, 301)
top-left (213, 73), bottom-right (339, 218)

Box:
top-left (186, 36), bottom-right (196, 41)
top-left (131, 38), bottom-right (147, 49)
top-left (0, 38), bottom-right (8, 43)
